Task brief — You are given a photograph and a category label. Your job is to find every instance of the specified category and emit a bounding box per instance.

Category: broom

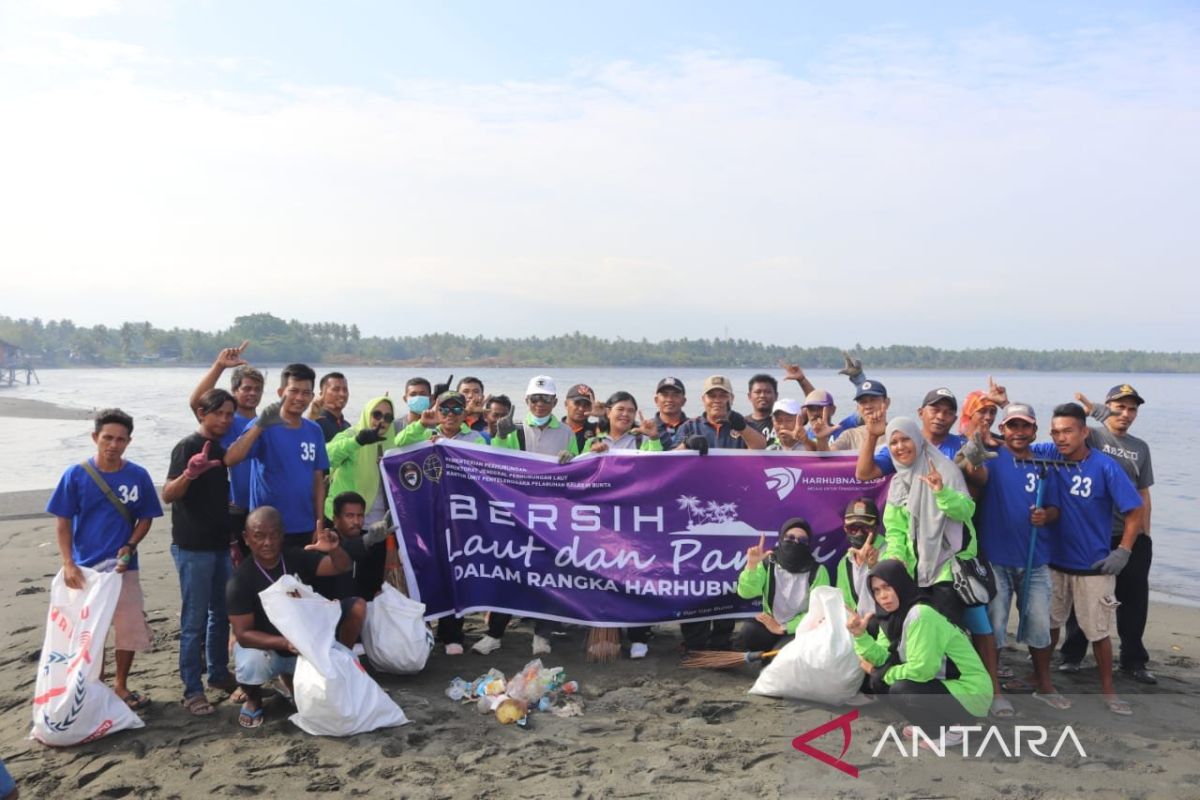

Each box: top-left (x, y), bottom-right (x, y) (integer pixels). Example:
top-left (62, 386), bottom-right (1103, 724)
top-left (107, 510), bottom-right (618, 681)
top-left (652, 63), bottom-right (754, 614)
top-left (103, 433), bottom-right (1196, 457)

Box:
top-left (682, 648), bottom-right (782, 670)
top-left (585, 627), bottom-right (622, 663)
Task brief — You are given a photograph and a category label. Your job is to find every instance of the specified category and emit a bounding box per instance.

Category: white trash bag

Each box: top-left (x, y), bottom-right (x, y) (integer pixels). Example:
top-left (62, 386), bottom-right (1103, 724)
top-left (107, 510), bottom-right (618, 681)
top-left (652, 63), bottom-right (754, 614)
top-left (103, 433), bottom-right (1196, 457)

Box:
top-left (749, 585), bottom-right (863, 705)
top-left (362, 583), bottom-right (433, 674)
top-left (30, 568), bottom-right (146, 746)
top-left (260, 575), bottom-right (408, 736)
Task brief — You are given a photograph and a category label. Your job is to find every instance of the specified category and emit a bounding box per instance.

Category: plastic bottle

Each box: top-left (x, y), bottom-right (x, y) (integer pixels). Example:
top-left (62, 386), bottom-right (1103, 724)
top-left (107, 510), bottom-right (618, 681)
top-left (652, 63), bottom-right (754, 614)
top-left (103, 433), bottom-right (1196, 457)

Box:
top-left (445, 677), bottom-right (470, 701)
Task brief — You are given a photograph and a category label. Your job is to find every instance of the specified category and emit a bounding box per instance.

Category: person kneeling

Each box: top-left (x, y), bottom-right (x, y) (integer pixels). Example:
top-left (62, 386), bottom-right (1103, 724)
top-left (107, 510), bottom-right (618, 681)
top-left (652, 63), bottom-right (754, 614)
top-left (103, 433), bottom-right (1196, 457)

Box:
top-left (226, 506), bottom-right (366, 728)
top-left (734, 518), bottom-right (831, 651)
top-left (847, 561), bottom-right (992, 747)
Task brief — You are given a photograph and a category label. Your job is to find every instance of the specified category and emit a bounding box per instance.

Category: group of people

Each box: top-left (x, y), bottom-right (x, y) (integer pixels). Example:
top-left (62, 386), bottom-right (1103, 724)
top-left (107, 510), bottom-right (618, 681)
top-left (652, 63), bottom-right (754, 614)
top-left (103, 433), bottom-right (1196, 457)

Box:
top-left (46, 341), bottom-right (1156, 738)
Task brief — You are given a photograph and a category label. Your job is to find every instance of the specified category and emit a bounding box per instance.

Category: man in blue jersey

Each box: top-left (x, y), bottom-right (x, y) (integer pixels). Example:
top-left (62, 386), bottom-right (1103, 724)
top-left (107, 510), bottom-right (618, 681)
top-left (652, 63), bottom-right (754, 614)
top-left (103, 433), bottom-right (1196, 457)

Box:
top-left (1043, 403), bottom-right (1143, 715)
top-left (225, 363), bottom-right (330, 550)
top-left (972, 403), bottom-right (1069, 708)
top-left (1059, 385), bottom-right (1157, 683)
top-left (47, 408), bottom-right (164, 710)
top-left (189, 342), bottom-right (263, 562)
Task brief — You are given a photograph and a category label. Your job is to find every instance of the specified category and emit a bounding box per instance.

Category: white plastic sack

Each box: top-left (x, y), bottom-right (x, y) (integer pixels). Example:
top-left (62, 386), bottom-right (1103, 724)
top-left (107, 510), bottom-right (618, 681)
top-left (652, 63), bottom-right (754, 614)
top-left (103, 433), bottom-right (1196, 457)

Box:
top-left (748, 585), bottom-right (863, 705)
top-left (361, 583), bottom-right (433, 674)
top-left (30, 568), bottom-right (146, 745)
top-left (260, 575), bottom-right (408, 736)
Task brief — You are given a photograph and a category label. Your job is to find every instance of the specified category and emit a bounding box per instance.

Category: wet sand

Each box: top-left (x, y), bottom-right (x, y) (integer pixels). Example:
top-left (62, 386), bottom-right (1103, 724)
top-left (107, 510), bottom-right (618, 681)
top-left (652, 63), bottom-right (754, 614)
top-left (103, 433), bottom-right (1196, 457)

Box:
top-left (1, 511), bottom-right (1199, 799)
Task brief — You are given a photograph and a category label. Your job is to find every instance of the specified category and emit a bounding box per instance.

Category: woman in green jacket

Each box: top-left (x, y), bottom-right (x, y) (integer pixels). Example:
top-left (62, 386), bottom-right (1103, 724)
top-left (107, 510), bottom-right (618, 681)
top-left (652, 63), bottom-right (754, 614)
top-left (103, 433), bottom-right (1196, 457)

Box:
top-left (734, 517), bottom-right (832, 652)
top-left (848, 560), bottom-right (993, 745)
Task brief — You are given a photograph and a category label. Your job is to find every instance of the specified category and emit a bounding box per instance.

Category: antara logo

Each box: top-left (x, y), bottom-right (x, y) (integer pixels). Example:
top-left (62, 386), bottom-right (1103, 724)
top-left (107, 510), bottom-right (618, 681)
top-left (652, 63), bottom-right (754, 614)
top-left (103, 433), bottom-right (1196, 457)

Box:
top-left (792, 709), bottom-right (859, 777)
top-left (764, 467), bottom-right (804, 500)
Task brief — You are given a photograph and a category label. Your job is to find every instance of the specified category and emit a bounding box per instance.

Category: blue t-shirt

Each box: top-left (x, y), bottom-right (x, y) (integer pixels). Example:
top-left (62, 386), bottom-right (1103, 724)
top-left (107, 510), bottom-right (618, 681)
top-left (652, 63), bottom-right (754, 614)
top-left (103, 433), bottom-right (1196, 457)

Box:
top-left (46, 458), bottom-right (163, 570)
top-left (873, 433), bottom-right (966, 475)
top-left (1031, 445), bottom-right (1142, 573)
top-left (247, 419), bottom-right (330, 535)
top-left (976, 447), bottom-right (1061, 568)
top-left (222, 411), bottom-right (256, 509)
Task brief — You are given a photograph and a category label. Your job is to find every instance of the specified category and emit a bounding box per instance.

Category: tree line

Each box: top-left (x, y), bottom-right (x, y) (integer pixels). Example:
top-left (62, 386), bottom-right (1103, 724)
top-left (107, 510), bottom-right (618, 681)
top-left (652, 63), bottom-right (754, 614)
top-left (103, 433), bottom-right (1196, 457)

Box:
top-left (0, 313), bottom-right (1196, 373)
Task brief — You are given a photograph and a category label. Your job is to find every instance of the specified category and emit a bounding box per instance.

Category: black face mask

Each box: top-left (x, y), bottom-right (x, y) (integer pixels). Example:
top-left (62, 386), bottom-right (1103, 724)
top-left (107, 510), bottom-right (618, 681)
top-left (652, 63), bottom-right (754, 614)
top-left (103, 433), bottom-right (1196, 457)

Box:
top-left (846, 531), bottom-right (870, 549)
top-left (775, 539), bottom-right (814, 573)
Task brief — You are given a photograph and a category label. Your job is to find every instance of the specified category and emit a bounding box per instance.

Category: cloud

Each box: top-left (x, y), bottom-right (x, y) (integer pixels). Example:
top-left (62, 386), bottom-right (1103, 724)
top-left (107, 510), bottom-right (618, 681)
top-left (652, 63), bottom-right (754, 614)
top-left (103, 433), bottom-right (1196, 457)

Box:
top-left (0, 17), bottom-right (1197, 349)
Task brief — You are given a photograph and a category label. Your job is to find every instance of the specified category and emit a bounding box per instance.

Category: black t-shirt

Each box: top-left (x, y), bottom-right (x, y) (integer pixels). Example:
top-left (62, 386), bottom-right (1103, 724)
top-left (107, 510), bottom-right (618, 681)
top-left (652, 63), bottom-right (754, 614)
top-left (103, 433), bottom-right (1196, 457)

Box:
top-left (167, 433), bottom-right (231, 551)
top-left (226, 549), bottom-right (326, 648)
top-left (745, 414), bottom-right (773, 439)
top-left (316, 411), bottom-right (351, 443)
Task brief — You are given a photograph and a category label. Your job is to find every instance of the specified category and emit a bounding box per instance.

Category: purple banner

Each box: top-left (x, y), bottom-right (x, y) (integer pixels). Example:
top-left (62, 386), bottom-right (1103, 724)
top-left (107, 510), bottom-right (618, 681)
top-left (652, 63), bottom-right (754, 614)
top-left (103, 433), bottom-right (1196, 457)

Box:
top-left (382, 442), bottom-right (890, 626)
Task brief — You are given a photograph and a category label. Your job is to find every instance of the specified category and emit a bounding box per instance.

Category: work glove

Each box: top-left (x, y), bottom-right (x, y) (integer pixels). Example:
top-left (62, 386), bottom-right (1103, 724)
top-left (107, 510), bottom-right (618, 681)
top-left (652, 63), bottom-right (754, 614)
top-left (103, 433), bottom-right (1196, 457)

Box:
top-left (356, 428), bottom-right (385, 446)
top-left (954, 432), bottom-right (998, 469)
top-left (556, 450), bottom-right (573, 465)
top-left (728, 411), bottom-right (747, 432)
top-left (363, 513), bottom-right (396, 547)
top-left (1092, 547), bottom-right (1132, 576)
top-left (684, 435), bottom-right (710, 456)
top-left (183, 441), bottom-right (224, 480)
top-left (256, 402), bottom-right (283, 429)
top-left (839, 351), bottom-right (865, 385)
top-left (496, 409), bottom-right (517, 439)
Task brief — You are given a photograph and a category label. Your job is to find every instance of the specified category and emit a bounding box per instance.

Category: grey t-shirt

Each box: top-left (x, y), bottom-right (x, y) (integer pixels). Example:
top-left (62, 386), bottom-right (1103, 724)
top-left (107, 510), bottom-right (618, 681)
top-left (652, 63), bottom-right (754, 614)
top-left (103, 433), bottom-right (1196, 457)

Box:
top-left (1088, 408), bottom-right (1153, 536)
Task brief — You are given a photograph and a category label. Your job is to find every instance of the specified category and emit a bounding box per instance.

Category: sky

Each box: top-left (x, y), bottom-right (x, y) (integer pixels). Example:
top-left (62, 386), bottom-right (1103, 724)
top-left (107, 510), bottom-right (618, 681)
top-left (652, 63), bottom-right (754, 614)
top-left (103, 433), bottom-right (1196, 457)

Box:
top-left (1, 1), bottom-right (1197, 351)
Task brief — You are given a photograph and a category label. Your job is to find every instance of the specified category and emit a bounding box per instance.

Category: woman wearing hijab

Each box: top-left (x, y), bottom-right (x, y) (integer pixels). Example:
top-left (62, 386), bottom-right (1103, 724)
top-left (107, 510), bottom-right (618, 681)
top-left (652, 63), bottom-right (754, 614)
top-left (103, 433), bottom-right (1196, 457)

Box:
top-left (848, 560), bottom-right (992, 745)
top-left (880, 417), bottom-right (978, 620)
top-left (733, 517), bottom-right (832, 651)
top-left (882, 416), bottom-right (1010, 716)
top-left (326, 396), bottom-right (400, 525)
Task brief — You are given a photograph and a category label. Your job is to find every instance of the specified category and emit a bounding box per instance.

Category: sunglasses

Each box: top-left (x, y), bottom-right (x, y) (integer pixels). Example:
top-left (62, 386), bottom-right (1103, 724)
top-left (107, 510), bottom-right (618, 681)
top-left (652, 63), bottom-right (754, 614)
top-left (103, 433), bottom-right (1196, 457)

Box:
top-left (371, 410), bottom-right (395, 423)
top-left (439, 405), bottom-right (465, 415)
top-left (845, 523), bottom-right (874, 534)
top-left (528, 394), bottom-right (555, 404)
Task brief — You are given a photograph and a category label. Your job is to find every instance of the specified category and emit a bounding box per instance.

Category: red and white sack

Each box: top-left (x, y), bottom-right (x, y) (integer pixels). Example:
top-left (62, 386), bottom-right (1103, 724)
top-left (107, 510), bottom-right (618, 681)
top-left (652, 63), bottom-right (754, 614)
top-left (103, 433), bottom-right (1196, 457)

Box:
top-left (30, 568), bottom-right (145, 745)
top-left (260, 575), bottom-right (408, 736)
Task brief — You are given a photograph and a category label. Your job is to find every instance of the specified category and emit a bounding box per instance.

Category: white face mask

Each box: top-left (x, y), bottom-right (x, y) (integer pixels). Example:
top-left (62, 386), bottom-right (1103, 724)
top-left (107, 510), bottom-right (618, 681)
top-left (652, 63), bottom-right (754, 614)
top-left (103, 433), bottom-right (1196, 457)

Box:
top-left (407, 395), bottom-right (431, 413)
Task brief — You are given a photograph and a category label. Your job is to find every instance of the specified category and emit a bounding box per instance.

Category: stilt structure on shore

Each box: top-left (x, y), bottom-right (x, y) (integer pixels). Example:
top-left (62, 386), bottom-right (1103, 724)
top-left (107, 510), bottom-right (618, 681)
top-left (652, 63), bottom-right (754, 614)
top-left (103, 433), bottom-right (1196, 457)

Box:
top-left (0, 339), bottom-right (37, 386)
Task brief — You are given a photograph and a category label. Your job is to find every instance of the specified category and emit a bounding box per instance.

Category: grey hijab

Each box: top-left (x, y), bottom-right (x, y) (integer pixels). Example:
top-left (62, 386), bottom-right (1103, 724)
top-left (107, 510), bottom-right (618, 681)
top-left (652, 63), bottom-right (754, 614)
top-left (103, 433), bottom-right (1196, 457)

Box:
top-left (885, 417), bottom-right (965, 587)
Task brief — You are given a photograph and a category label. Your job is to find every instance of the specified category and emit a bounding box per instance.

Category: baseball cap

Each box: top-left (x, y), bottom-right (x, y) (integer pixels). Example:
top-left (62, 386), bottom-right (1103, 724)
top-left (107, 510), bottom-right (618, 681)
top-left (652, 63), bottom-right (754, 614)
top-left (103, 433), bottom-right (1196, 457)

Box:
top-left (702, 375), bottom-right (734, 395)
top-left (1105, 383), bottom-right (1145, 406)
top-left (525, 375), bottom-right (557, 397)
top-left (772, 398), bottom-right (802, 416)
top-left (656, 376), bottom-right (686, 394)
top-left (565, 383), bottom-right (594, 402)
top-left (1001, 403), bottom-right (1037, 425)
top-left (921, 387), bottom-right (958, 410)
top-left (843, 497), bottom-right (880, 526)
top-left (436, 390), bottom-right (466, 409)
top-left (803, 389), bottom-right (834, 408)
top-left (853, 380), bottom-right (888, 401)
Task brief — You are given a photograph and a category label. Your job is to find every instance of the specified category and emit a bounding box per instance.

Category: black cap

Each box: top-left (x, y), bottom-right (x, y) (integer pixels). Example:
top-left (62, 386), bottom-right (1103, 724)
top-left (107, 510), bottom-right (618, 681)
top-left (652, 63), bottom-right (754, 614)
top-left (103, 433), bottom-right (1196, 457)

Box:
top-left (921, 387), bottom-right (957, 410)
top-left (656, 377), bottom-right (686, 394)
top-left (854, 379), bottom-right (888, 401)
top-left (1105, 383), bottom-right (1145, 406)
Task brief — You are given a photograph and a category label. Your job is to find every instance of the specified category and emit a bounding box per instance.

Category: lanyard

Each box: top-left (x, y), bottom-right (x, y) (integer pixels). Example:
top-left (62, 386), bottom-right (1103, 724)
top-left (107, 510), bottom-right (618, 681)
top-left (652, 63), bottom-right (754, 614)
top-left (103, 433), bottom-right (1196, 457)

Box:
top-left (254, 556), bottom-right (286, 584)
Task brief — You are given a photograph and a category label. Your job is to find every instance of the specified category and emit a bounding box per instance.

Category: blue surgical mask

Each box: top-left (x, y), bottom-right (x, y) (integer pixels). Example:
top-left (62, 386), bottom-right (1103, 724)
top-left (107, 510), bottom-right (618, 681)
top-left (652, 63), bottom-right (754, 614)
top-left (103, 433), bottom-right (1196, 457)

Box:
top-left (407, 396), bottom-right (431, 414)
top-left (530, 413), bottom-right (552, 426)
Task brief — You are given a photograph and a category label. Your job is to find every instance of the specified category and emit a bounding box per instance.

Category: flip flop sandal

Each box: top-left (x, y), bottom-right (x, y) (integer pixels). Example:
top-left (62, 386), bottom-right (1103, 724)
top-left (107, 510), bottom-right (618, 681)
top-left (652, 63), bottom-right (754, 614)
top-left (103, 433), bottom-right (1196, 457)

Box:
top-left (238, 704), bottom-right (265, 729)
top-left (1105, 697), bottom-right (1133, 716)
top-left (996, 665), bottom-right (1015, 679)
top-left (1032, 691), bottom-right (1072, 710)
top-left (229, 687), bottom-right (248, 704)
top-left (120, 691), bottom-right (152, 710)
top-left (989, 696), bottom-right (1016, 719)
top-left (1001, 678), bottom-right (1036, 693)
top-left (182, 694), bottom-right (215, 716)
